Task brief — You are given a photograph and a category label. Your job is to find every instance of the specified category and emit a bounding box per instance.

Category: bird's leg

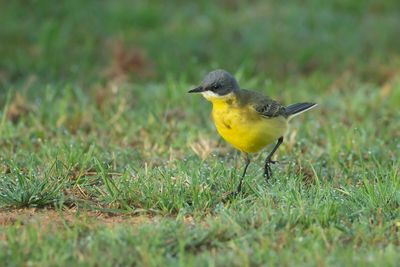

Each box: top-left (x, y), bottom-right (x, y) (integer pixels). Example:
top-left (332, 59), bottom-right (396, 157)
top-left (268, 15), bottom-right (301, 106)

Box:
top-left (264, 136), bottom-right (283, 180)
top-left (235, 153), bottom-right (250, 195)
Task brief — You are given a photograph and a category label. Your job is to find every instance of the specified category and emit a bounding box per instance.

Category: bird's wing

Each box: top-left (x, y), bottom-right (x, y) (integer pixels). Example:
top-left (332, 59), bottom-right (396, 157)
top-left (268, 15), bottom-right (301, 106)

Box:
top-left (239, 89), bottom-right (287, 118)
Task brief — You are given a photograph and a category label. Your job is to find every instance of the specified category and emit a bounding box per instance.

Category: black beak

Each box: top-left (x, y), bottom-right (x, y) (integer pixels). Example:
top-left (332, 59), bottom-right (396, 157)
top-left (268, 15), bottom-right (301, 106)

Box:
top-left (188, 86), bottom-right (204, 93)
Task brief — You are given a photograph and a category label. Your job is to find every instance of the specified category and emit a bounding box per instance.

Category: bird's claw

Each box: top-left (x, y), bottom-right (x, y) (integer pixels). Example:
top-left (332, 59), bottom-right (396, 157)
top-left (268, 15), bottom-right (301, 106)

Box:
top-left (223, 190), bottom-right (241, 202)
top-left (263, 158), bottom-right (277, 181)
top-left (263, 164), bottom-right (272, 181)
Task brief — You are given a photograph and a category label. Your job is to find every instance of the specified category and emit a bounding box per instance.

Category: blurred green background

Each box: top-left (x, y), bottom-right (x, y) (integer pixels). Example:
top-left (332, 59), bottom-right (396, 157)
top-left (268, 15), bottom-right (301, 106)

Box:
top-left (2, 0), bottom-right (400, 86)
top-left (1, 1), bottom-right (400, 266)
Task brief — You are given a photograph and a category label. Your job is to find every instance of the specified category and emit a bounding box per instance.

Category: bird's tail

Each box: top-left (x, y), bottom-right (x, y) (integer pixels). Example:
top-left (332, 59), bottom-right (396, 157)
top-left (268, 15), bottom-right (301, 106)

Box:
top-left (285, 102), bottom-right (317, 119)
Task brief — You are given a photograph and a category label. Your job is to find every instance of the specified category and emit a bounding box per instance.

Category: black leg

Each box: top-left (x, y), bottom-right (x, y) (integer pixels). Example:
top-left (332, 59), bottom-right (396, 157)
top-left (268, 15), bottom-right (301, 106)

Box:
top-left (264, 136), bottom-right (283, 180)
top-left (235, 153), bottom-right (250, 194)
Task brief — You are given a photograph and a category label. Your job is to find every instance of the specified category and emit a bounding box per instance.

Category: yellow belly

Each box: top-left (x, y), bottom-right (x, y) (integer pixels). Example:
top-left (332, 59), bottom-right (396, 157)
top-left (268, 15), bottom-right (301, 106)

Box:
top-left (211, 102), bottom-right (287, 153)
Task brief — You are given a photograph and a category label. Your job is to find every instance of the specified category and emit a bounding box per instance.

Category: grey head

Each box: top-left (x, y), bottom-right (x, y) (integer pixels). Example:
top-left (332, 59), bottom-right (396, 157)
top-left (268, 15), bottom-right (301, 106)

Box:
top-left (188, 69), bottom-right (240, 96)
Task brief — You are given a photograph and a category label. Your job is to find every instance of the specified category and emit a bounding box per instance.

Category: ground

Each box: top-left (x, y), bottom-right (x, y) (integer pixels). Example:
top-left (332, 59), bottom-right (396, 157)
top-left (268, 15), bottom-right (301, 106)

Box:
top-left (0, 1), bottom-right (399, 266)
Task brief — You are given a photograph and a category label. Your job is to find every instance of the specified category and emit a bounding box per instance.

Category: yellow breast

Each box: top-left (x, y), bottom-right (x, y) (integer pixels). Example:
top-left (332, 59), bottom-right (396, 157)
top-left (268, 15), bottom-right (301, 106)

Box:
top-left (206, 94), bottom-right (287, 153)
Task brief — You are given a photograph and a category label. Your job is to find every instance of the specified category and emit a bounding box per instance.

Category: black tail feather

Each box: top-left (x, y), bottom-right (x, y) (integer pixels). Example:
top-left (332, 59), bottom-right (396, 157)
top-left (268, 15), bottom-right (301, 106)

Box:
top-left (285, 102), bottom-right (317, 117)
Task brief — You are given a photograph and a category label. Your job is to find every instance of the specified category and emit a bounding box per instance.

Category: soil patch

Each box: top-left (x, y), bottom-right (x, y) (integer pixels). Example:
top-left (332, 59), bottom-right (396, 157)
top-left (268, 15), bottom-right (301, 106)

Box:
top-left (0, 208), bottom-right (155, 228)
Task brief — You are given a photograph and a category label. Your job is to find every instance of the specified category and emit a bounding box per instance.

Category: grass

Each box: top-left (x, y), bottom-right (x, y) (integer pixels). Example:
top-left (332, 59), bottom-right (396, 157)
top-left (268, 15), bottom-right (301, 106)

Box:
top-left (1, 0), bottom-right (400, 266)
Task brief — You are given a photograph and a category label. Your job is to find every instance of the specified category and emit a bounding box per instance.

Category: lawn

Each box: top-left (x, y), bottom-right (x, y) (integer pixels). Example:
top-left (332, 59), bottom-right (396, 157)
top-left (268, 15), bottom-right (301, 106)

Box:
top-left (1, 1), bottom-right (399, 266)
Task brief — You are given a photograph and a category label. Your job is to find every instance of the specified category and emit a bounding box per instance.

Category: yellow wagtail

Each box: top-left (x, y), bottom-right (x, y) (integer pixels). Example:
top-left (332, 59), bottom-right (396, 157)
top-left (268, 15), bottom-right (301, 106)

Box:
top-left (189, 69), bottom-right (317, 194)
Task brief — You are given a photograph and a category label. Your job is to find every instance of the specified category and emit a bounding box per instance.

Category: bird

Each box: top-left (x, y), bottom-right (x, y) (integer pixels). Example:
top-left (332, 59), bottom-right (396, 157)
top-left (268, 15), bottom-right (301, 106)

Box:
top-left (188, 69), bottom-right (317, 195)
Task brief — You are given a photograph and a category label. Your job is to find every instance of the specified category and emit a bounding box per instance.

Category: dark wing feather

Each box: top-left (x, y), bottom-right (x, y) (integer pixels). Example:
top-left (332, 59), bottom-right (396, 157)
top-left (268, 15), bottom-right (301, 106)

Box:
top-left (239, 89), bottom-right (286, 118)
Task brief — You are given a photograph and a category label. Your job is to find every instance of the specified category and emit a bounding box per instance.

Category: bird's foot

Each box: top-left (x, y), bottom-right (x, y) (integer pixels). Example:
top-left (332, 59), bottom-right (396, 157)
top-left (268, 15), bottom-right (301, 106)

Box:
top-left (223, 180), bottom-right (245, 201)
top-left (263, 158), bottom-right (277, 181)
top-left (222, 190), bottom-right (241, 202)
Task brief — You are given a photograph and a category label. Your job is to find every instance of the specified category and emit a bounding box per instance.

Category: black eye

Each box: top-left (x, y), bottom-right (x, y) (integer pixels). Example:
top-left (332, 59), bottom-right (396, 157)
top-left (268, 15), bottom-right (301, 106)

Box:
top-left (212, 84), bottom-right (220, 90)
